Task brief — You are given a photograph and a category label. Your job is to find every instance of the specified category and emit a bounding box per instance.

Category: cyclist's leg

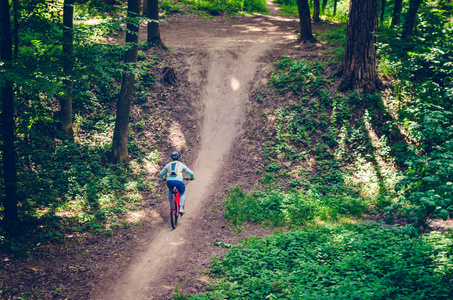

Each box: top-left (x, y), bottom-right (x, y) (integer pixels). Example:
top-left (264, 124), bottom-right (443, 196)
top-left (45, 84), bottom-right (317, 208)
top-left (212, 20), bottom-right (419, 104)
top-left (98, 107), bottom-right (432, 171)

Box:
top-left (173, 181), bottom-right (186, 211)
top-left (179, 193), bottom-right (185, 210)
top-left (166, 181), bottom-right (177, 204)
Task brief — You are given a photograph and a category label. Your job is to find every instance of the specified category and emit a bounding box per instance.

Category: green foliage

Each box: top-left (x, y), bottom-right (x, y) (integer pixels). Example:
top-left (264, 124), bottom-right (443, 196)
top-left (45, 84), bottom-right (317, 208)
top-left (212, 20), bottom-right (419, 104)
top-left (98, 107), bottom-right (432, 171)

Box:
top-left (170, 0), bottom-right (269, 16)
top-left (263, 57), bottom-right (397, 206)
top-left (76, 0), bottom-right (125, 17)
top-left (321, 25), bottom-right (347, 46)
top-left (395, 103), bottom-right (453, 228)
top-left (191, 223), bottom-right (453, 299)
top-left (378, 4), bottom-right (453, 110)
top-left (273, 0), bottom-right (349, 20)
top-left (223, 187), bottom-right (368, 230)
top-left (0, 2), bottom-right (160, 255)
top-left (376, 2), bottom-right (453, 229)
top-left (269, 56), bottom-right (326, 95)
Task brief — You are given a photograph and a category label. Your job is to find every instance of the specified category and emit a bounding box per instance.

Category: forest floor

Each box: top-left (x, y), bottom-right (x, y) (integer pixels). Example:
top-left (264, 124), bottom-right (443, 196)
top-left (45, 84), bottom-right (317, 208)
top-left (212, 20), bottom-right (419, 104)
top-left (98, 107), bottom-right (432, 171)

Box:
top-left (0, 5), bottom-right (344, 300)
top-left (98, 8), bottom-right (313, 299)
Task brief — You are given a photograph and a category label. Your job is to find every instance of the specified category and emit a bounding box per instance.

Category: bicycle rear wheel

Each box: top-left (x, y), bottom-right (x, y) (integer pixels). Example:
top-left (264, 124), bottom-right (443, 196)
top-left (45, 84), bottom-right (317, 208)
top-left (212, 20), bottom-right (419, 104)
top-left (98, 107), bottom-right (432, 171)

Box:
top-left (170, 200), bottom-right (178, 229)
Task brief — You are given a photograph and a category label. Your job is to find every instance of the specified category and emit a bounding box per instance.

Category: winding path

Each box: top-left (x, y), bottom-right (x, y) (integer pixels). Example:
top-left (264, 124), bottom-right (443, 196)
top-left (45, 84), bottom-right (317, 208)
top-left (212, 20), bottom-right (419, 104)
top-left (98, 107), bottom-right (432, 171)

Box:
top-left (97, 8), bottom-right (296, 300)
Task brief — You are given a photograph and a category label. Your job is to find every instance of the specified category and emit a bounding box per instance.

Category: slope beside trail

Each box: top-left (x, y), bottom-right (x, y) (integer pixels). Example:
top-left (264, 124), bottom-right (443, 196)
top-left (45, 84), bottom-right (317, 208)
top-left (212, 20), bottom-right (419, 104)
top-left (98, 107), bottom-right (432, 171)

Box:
top-left (96, 10), bottom-right (299, 300)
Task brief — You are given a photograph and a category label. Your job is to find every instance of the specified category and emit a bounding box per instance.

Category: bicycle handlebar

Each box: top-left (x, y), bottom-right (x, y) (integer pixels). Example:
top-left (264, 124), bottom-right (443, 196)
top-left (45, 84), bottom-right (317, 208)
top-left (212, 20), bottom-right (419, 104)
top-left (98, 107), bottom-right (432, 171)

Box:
top-left (163, 177), bottom-right (194, 181)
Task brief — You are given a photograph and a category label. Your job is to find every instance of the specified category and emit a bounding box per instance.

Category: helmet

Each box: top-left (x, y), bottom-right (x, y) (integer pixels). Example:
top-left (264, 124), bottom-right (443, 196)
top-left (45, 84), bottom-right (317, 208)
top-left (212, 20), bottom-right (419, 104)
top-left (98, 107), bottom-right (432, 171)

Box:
top-left (171, 151), bottom-right (180, 160)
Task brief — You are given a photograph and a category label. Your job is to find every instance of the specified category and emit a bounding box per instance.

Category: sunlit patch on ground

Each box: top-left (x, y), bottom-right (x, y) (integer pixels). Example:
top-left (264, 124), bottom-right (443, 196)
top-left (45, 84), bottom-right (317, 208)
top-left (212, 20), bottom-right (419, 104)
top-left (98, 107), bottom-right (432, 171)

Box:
top-left (344, 112), bottom-right (399, 201)
top-left (99, 194), bottom-right (116, 208)
top-left (230, 75), bottom-right (241, 91)
top-left (74, 114), bottom-right (115, 148)
top-left (168, 122), bottom-right (187, 151)
top-left (129, 150), bottom-right (161, 175)
top-left (123, 192), bottom-right (143, 203)
top-left (126, 210), bottom-right (147, 224)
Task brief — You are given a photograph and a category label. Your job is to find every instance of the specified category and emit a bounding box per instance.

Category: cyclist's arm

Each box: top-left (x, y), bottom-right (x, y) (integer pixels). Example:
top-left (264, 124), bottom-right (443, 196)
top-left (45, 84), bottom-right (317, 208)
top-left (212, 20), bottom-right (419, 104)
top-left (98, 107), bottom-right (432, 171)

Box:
top-left (159, 166), bottom-right (167, 180)
top-left (183, 166), bottom-right (195, 180)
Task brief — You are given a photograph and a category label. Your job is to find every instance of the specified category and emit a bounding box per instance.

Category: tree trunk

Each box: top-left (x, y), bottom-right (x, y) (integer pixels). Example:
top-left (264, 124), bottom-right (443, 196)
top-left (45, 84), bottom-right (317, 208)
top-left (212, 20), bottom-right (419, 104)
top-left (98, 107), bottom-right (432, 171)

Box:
top-left (111, 0), bottom-right (140, 164)
top-left (297, 0), bottom-right (315, 42)
top-left (322, 0), bottom-right (328, 13)
top-left (313, 0), bottom-right (321, 22)
top-left (13, 0), bottom-right (18, 60)
top-left (380, 0), bottom-right (386, 23)
top-left (391, 0), bottom-right (403, 26)
top-left (61, 0), bottom-right (74, 135)
top-left (338, 0), bottom-right (381, 93)
top-left (146, 0), bottom-right (164, 48)
top-left (333, 0), bottom-right (338, 16)
top-left (0, 0), bottom-right (19, 233)
top-left (401, 0), bottom-right (422, 39)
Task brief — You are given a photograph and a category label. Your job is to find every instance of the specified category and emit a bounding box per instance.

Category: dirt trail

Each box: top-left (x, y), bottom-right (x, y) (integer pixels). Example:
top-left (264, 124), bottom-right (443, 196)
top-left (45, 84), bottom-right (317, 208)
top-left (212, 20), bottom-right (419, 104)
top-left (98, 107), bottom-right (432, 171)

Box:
top-left (97, 11), bottom-right (297, 300)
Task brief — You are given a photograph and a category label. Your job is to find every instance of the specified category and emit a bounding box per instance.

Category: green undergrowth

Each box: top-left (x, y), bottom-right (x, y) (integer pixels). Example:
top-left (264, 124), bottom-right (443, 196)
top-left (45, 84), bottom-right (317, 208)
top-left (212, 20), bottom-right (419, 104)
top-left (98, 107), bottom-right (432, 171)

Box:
top-left (189, 223), bottom-right (453, 299)
top-left (376, 5), bottom-right (453, 228)
top-left (273, 0), bottom-right (349, 20)
top-left (319, 25), bottom-right (346, 64)
top-left (224, 187), bottom-right (368, 231)
top-left (248, 56), bottom-right (399, 214)
top-left (161, 0), bottom-right (268, 17)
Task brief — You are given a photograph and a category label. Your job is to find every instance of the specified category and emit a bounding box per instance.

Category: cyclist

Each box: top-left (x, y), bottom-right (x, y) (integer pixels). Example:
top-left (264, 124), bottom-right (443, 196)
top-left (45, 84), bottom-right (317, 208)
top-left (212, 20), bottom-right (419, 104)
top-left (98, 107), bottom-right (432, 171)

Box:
top-left (159, 151), bottom-right (194, 214)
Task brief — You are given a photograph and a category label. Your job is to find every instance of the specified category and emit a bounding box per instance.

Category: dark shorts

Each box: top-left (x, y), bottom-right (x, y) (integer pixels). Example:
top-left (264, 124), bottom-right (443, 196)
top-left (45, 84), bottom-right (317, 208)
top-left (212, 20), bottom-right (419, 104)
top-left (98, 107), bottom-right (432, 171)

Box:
top-left (167, 180), bottom-right (185, 195)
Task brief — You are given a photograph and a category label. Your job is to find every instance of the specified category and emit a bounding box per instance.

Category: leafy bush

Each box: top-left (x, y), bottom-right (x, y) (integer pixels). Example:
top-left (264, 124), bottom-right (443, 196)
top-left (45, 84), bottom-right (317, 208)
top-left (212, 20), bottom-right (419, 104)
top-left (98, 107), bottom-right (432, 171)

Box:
top-left (395, 103), bottom-right (453, 228)
top-left (269, 56), bottom-right (326, 95)
top-left (376, 2), bottom-right (453, 229)
top-left (191, 223), bottom-right (453, 299)
top-left (378, 2), bottom-right (453, 110)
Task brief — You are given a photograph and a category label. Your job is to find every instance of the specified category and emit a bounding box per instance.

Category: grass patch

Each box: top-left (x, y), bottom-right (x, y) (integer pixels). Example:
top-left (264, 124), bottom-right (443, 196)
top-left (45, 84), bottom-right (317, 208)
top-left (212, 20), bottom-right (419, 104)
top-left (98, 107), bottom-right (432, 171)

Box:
top-left (224, 187), bottom-right (369, 231)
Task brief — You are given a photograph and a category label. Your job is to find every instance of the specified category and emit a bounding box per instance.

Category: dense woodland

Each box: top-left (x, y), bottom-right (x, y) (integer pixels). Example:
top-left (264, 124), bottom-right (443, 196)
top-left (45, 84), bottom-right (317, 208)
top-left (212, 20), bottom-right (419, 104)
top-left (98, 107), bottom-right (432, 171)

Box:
top-left (1, 0), bottom-right (453, 299)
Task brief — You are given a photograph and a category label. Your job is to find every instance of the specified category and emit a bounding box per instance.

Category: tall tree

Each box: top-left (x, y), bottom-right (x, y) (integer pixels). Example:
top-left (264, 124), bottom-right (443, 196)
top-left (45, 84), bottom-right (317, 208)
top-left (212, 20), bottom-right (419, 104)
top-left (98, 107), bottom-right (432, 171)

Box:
top-left (297, 0), bottom-right (315, 42)
top-left (333, 0), bottom-right (338, 16)
top-left (146, 0), bottom-right (164, 48)
top-left (380, 0), bottom-right (386, 23)
top-left (402, 0), bottom-right (423, 39)
top-left (111, 0), bottom-right (140, 163)
top-left (313, 0), bottom-right (321, 22)
top-left (322, 0), bottom-right (328, 12)
top-left (338, 0), bottom-right (381, 93)
top-left (61, 0), bottom-right (74, 135)
top-left (391, 0), bottom-right (403, 26)
top-left (13, 0), bottom-right (19, 60)
top-left (0, 0), bottom-right (19, 232)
